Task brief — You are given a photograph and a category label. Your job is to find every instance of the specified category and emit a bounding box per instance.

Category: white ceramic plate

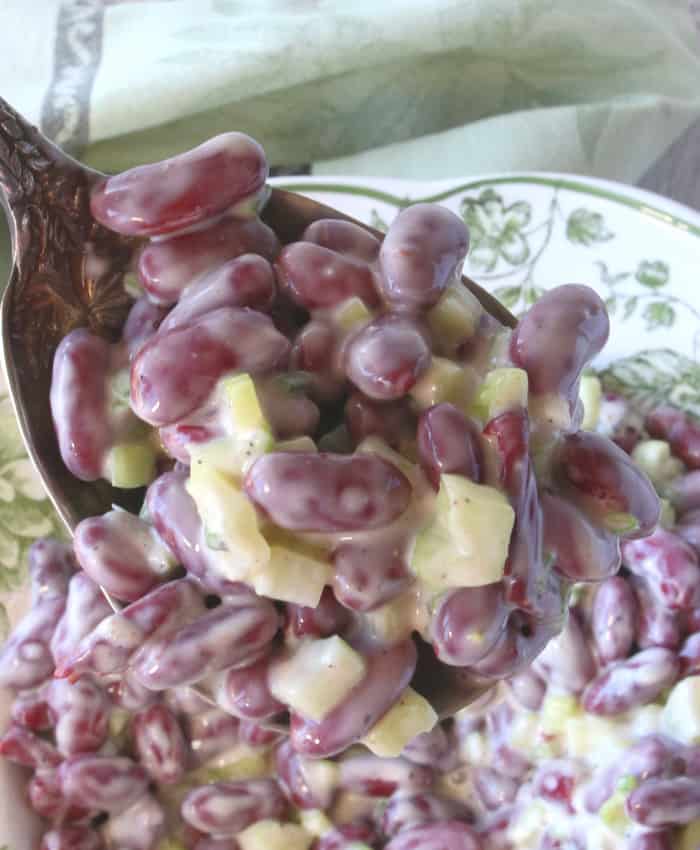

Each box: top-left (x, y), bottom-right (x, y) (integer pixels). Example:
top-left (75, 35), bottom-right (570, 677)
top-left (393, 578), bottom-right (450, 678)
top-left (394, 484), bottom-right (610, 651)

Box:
top-left (1, 172), bottom-right (699, 849)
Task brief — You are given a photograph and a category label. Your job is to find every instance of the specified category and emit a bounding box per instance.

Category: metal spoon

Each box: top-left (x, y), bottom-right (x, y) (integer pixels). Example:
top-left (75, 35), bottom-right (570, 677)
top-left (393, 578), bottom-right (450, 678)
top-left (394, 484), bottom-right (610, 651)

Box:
top-left (0, 96), bottom-right (515, 717)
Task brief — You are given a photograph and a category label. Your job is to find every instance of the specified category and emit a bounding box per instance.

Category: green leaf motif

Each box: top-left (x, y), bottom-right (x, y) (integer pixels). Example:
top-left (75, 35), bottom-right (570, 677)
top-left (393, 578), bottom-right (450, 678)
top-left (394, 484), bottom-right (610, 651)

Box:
top-left (636, 260), bottom-right (670, 289)
top-left (605, 295), bottom-right (618, 315)
top-left (643, 302), bottom-right (675, 330)
top-left (369, 209), bottom-right (389, 233)
top-left (566, 208), bottom-right (614, 246)
top-left (623, 296), bottom-right (638, 320)
top-left (462, 191), bottom-right (532, 272)
top-left (493, 285), bottom-right (523, 310)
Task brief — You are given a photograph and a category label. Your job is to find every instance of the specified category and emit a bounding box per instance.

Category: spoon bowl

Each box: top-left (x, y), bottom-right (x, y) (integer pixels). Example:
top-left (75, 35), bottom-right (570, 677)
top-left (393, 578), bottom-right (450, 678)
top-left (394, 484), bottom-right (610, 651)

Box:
top-left (0, 96), bottom-right (516, 717)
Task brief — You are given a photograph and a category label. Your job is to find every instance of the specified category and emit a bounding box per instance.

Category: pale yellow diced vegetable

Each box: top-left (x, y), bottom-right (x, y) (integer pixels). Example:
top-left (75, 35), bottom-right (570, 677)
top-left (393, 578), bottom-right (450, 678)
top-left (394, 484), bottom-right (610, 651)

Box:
top-left (238, 820), bottom-right (313, 850)
top-left (427, 285), bottom-right (482, 353)
top-left (218, 372), bottom-right (270, 432)
top-left (105, 440), bottom-right (157, 489)
top-left (661, 676), bottom-right (700, 745)
top-left (679, 819), bottom-right (700, 850)
top-left (470, 367), bottom-right (528, 422)
top-left (579, 374), bottom-right (602, 430)
top-left (409, 357), bottom-right (473, 410)
top-left (251, 544), bottom-right (332, 608)
top-left (333, 296), bottom-right (373, 333)
top-left (299, 809), bottom-right (334, 838)
top-left (362, 687), bottom-right (438, 757)
top-left (632, 439), bottom-right (685, 488)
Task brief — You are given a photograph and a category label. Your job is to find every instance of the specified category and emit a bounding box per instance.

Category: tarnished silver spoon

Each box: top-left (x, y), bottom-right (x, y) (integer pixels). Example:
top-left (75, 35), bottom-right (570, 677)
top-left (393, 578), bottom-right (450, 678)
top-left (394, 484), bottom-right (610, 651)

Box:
top-left (0, 96), bottom-right (515, 717)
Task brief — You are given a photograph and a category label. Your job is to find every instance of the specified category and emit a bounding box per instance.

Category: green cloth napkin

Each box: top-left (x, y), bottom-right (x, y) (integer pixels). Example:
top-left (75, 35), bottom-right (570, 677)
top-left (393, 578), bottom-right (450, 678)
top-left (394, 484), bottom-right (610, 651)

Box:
top-left (0, 0), bottom-right (698, 185)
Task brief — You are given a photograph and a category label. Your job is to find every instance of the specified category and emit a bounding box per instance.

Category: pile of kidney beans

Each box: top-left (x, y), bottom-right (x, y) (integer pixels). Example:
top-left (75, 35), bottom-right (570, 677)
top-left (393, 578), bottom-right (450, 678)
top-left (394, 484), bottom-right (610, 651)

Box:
top-left (0, 130), bottom-right (688, 849)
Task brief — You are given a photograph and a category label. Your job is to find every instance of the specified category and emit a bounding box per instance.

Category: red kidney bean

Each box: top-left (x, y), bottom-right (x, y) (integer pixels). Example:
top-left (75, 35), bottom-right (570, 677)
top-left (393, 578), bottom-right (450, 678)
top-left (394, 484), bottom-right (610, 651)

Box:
top-left (138, 216), bottom-right (279, 305)
top-left (29, 539), bottom-right (76, 600)
top-left (338, 754), bottom-right (433, 798)
top-left (181, 779), bottom-right (287, 837)
top-left (276, 241), bottom-right (380, 309)
top-left (48, 677), bottom-right (110, 756)
top-left (683, 745), bottom-right (700, 776)
top-left (378, 203), bottom-right (469, 311)
top-left (626, 833), bottom-right (674, 850)
top-left (195, 839), bottom-right (240, 850)
top-left (541, 491), bottom-right (621, 582)
top-left (255, 374), bottom-right (320, 438)
top-left (533, 761), bottom-right (579, 812)
top-left (303, 218), bottom-right (381, 263)
top-left (245, 451), bottom-right (412, 533)
top-left (29, 768), bottom-right (93, 823)
top-left (382, 792), bottom-right (470, 838)
top-left (510, 284), bottom-right (609, 404)
top-left (91, 132), bottom-right (267, 237)
top-left (675, 508), bottom-right (700, 553)
top-left (0, 595), bottom-right (66, 689)
top-left (58, 578), bottom-right (205, 679)
top-left (51, 573), bottom-right (113, 671)
top-left (582, 648), bottom-right (679, 715)
top-left (275, 739), bottom-right (336, 809)
top-left (122, 296), bottom-right (168, 359)
top-left (646, 405), bottom-right (700, 469)
top-left (285, 587), bottom-right (351, 639)
top-left (158, 409), bottom-right (222, 464)
top-left (555, 431), bottom-right (660, 538)
top-left (50, 329), bottom-right (112, 481)
top-left (627, 776), bottom-right (700, 826)
top-left (186, 709), bottom-right (240, 766)
top-left (59, 754), bottom-right (150, 814)
top-left (345, 393), bottom-right (414, 450)
top-left (73, 509), bottom-right (176, 603)
top-left (238, 719), bottom-right (284, 749)
top-left (384, 820), bottom-right (483, 850)
top-left (679, 632), bottom-right (700, 675)
top-left (591, 576), bottom-right (638, 663)
top-left (506, 669), bottom-right (546, 711)
top-left (417, 403), bottom-right (482, 489)
top-left (290, 320), bottom-right (345, 402)
top-left (401, 724), bottom-right (450, 767)
top-left (132, 703), bottom-right (187, 784)
top-left (212, 655), bottom-right (283, 721)
top-left (430, 584), bottom-right (509, 667)
top-left (165, 686), bottom-right (212, 718)
top-left (290, 638), bottom-right (417, 758)
top-left (669, 471), bottom-right (700, 514)
top-left (107, 671), bottom-right (160, 712)
top-left (316, 820), bottom-right (379, 850)
top-left (533, 610), bottom-right (595, 694)
top-left (11, 683), bottom-right (55, 731)
top-left (332, 535), bottom-right (412, 612)
top-left (473, 766), bottom-right (519, 810)
top-left (492, 745), bottom-right (531, 780)
top-left (632, 576), bottom-right (682, 651)
top-left (0, 722), bottom-right (61, 768)
top-left (622, 528), bottom-right (700, 611)
top-left (159, 254), bottom-right (276, 335)
top-left (40, 826), bottom-right (103, 850)
top-left (103, 794), bottom-right (166, 850)
top-left (131, 306), bottom-right (290, 426)
top-left (130, 596), bottom-right (278, 690)
top-left (344, 315), bottom-right (431, 400)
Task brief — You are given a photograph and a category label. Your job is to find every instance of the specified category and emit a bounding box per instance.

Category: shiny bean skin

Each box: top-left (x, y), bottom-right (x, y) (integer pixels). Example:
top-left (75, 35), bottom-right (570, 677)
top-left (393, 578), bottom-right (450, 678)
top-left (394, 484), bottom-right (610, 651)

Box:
top-left (165, 685), bottom-right (214, 718)
top-left (276, 241), bottom-right (380, 309)
top-left (337, 754), bottom-right (433, 797)
top-left (285, 587), bottom-right (351, 639)
top-left (11, 684), bottom-right (54, 731)
top-left (106, 671), bottom-right (161, 712)
top-left (627, 776), bottom-right (700, 826)
top-left (430, 584), bottom-right (509, 667)
top-left (473, 767), bottom-right (519, 810)
top-left (384, 820), bottom-right (483, 850)
top-left (510, 284), bottom-right (609, 404)
top-left (211, 655), bottom-right (283, 721)
top-left (40, 826), bottom-right (103, 850)
top-left (345, 393), bottom-right (415, 450)
top-left (0, 722), bottom-right (61, 768)
top-left (238, 719), bottom-right (284, 749)
top-left (159, 254), bottom-right (277, 334)
top-left (132, 704), bottom-right (187, 784)
top-left (186, 709), bottom-right (240, 766)
top-left (622, 528), bottom-right (700, 611)
top-left (646, 405), bottom-right (700, 469)
top-left (0, 595), bottom-right (66, 689)
top-left (91, 132), bottom-right (267, 237)
top-left (675, 507), bottom-right (700, 553)
top-left (138, 216), bottom-right (279, 306)
top-left (591, 576), bottom-right (638, 663)
top-left (131, 307), bottom-right (290, 426)
top-left (402, 726), bottom-right (451, 770)
top-left (303, 218), bottom-right (381, 263)
top-left (58, 578), bottom-right (205, 679)
top-left (555, 431), bottom-right (660, 539)
top-left (129, 596), bottom-right (279, 690)
top-left (48, 677), bottom-right (110, 756)
top-left (103, 794), bottom-right (166, 850)
top-left (541, 491), bottom-right (621, 582)
top-left (382, 792), bottom-right (470, 838)
top-left (533, 611), bottom-right (595, 694)
top-left (245, 451), bottom-right (412, 533)
top-left (29, 767), bottom-right (92, 823)
top-left (668, 470), bottom-right (700, 513)
top-left (632, 576), bottom-right (682, 651)
top-left (290, 320), bottom-right (345, 402)
top-left (290, 639), bottom-right (417, 758)
top-left (50, 573), bottom-right (113, 671)
top-left (255, 375), bottom-right (320, 439)
top-left (506, 669), bottom-right (546, 711)
top-left (181, 779), bottom-right (287, 837)
top-left (378, 204), bottom-right (469, 311)
top-left (158, 408), bottom-right (222, 464)
top-left (417, 403), bottom-right (482, 489)
top-left (315, 820), bottom-right (379, 850)
top-left (626, 833), bottom-right (673, 850)
top-left (50, 329), bottom-right (112, 481)
top-left (680, 632), bottom-right (700, 675)
top-left (344, 316), bottom-right (431, 400)
top-left (582, 648), bottom-right (679, 715)
top-left (122, 296), bottom-right (168, 359)
top-left (59, 755), bottom-right (150, 814)
top-left (28, 539), bottom-right (76, 600)
top-left (332, 536), bottom-right (412, 612)
top-left (275, 739), bottom-right (336, 809)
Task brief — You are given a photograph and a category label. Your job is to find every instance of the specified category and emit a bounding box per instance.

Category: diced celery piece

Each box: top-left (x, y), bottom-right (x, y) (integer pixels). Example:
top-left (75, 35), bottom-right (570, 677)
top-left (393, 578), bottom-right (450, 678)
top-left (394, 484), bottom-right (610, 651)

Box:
top-left (251, 544), bottom-right (332, 608)
top-left (600, 788), bottom-right (632, 832)
top-left (218, 373), bottom-right (270, 432)
top-left (540, 694), bottom-right (580, 736)
top-left (410, 475), bottom-right (514, 589)
top-left (362, 591), bottom-right (417, 645)
top-left (238, 820), bottom-right (313, 850)
top-left (659, 497), bottom-right (676, 529)
top-left (269, 636), bottom-right (366, 722)
top-left (661, 677), bottom-right (700, 745)
top-left (106, 440), bottom-right (157, 489)
top-left (602, 512), bottom-right (639, 534)
top-left (409, 357), bottom-right (472, 410)
top-left (186, 750), bottom-right (271, 784)
top-left (189, 433), bottom-right (273, 482)
top-left (300, 809), bottom-right (334, 838)
top-left (564, 714), bottom-right (631, 761)
top-left (579, 374), bottom-right (602, 430)
top-left (333, 296), bottom-right (373, 332)
top-left (632, 439), bottom-right (684, 487)
top-left (362, 687), bottom-right (437, 757)
top-left (427, 285), bottom-right (482, 352)
top-left (470, 367), bottom-right (528, 422)
top-left (680, 819), bottom-right (700, 850)
top-left (275, 435), bottom-right (318, 453)
top-left (123, 271), bottom-right (144, 299)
